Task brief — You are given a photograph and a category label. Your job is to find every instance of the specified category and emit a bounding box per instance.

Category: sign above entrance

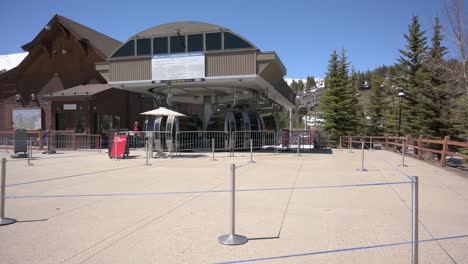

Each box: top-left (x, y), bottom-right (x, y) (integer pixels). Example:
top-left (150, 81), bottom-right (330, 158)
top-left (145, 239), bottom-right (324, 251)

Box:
top-left (63, 104), bottom-right (77, 110)
top-left (152, 52), bottom-right (205, 81)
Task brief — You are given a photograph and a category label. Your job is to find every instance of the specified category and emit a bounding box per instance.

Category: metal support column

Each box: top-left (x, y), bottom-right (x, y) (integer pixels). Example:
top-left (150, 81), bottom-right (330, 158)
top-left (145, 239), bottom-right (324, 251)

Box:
top-left (218, 164), bottom-right (248, 245)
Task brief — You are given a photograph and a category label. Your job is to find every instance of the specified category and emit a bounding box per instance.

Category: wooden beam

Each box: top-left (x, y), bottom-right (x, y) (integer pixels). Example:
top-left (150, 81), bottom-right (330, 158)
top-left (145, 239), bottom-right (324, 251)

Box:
top-left (57, 24), bottom-right (70, 40)
top-left (40, 41), bottom-right (52, 57)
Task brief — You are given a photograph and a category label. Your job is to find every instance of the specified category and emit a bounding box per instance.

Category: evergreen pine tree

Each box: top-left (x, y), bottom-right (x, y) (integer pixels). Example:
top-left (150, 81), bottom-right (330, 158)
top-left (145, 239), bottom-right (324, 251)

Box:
top-left (397, 16), bottom-right (432, 136)
top-left (306, 76), bottom-right (316, 91)
top-left (318, 49), bottom-right (363, 140)
top-left (367, 74), bottom-right (386, 135)
top-left (426, 16), bottom-right (454, 137)
top-left (347, 67), bottom-right (365, 134)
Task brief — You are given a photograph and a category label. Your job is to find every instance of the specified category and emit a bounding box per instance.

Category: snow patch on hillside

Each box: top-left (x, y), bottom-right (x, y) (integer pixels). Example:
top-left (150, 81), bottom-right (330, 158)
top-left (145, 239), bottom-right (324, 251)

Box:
top-left (0, 52), bottom-right (28, 72)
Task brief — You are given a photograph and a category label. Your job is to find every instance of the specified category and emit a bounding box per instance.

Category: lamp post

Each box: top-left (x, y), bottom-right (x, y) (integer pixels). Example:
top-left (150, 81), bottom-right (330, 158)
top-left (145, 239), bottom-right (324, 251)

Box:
top-left (397, 91), bottom-right (404, 137)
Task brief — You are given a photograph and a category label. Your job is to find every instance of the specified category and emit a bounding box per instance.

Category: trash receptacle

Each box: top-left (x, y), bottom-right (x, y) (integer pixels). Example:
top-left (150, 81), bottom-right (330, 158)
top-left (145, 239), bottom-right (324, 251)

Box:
top-left (14, 129), bottom-right (27, 154)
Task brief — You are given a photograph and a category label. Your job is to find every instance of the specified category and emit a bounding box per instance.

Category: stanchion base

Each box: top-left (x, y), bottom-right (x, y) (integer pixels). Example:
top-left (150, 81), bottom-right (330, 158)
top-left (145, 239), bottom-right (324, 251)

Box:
top-left (248, 160), bottom-right (256, 163)
top-left (356, 168), bottom-right (368, 172)
top-left (42, 150), bottom-right (56, 155)
top-left (398, 164), bottom-right (408, 167)
top-left (218, 234), bottom-right (248, 245)
top-left (144, 163), bottom-right (152, 166)
top-left (0, 218), bottom-right (16, 226)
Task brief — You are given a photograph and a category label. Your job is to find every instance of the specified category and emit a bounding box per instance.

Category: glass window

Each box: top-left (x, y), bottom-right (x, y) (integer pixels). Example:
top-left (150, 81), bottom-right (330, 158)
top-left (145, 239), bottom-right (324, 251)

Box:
top-left (206, 32), bottom-right (221, 51)
top-left (137, 38), bottom-right (151, 56)
top-left (153, 37), bottom-right (168, 54)
top-left (112, 40), bottom-right (135, 57)
top-left (224, 32), bottom-right (252, 49)
top-left (170, 35), bottom-right (186, 53)
top-left (188, 34), bottom-right (203, 52)
top-left (75, 112), bottom-right (86, 133)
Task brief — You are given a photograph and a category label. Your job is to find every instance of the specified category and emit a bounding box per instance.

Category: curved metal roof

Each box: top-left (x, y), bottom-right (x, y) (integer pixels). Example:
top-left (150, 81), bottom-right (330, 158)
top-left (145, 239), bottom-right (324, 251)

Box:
top-left (130, 21), bottom-right (258, 49)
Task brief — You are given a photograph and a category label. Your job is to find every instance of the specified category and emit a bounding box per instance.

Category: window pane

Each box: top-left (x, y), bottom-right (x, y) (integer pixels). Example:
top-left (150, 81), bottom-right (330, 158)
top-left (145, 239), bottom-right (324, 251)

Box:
top-left (170, 35), bottom-right (186, 53)
top-left (153, 37), bottom-right (168, 54)
top-left (188, 34), bottom-right (203, 52)
top-left (224, 32), bottom-right (252, 49)
top-left (206, 32), bottom-right (221, 51)
top-left (112, 40), bottom-right (135, 57)
top-left (75, 112), bottom-right (86, 133)
top-left (137, 38), bottom-right (151, 56)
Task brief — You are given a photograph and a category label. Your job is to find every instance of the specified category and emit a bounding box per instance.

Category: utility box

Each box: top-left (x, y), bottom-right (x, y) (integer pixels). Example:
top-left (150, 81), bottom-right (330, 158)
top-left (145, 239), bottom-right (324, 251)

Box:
top-left (14, 129), bottom-right (28, 154)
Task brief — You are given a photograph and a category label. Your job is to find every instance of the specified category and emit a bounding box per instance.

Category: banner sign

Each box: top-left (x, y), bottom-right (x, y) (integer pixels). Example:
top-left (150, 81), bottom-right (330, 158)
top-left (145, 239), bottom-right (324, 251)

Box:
top-left (110, 135), bottom-right (127, 159)
top-left (152, 52), bottom-right (205, 81)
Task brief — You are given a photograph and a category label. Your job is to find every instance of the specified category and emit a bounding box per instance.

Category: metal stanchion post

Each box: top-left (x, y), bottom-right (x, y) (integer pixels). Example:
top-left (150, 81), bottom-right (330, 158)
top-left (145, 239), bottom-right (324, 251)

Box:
top-left (249, 138), bottom-right (255, 163)
top-left (27, 140), bottom-right (32, 166)
top-left (357, 141), bottom-right (367, 171)
top-left (274, 132), bottom-right (278, 153)
top-left (113, 136), bottom-right (118, 161)
top-left (412, 176), bottom-right (419, 264)
top-left (400, 140), bottom-right (407, 167)
top-left (339, 136), bottom-right (342, 151)
top-left (144, 138), bottom-right (151, 166)
top-left (229, 135), bottom-right (234, 157)
top-left (297, 135), bottom-right (300, 156)
top-left (212, 138), bottom-right (215, 161)
top-left (3, 137), bottom-right (8, 154)
top-left (1, 158), bottom-right (16, 226)
top-left (348, 138), bottom-right (353, 153)
top-left (218, 164), bottom-right (248, 245)
top-left (370, 137), bottom-right (374, 151)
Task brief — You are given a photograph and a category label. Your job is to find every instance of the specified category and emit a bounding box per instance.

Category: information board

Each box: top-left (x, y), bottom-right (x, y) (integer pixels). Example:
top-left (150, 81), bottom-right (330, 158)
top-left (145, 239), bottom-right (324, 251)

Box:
top-left (12, 108), bottom-right (41, 130)
top-left (152, 52), bottom-right (205, 81)
top-left (110, 135), bottom-right (127, 159)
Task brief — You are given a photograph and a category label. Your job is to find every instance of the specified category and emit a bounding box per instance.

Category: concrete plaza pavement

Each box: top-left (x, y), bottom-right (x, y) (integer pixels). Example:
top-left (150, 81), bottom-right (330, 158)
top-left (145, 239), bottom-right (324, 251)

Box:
top-left (0, 148), bottom-right (467, 263)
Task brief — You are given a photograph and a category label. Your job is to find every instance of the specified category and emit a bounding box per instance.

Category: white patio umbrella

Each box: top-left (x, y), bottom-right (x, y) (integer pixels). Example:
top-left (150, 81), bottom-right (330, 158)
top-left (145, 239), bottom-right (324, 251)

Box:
top-left (139, 107), bottom-right (186, 117)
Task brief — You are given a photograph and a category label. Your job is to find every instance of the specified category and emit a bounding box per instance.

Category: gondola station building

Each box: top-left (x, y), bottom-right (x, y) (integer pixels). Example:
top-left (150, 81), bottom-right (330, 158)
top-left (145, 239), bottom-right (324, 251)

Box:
top-left (0, 15), bottom-right (294, 138)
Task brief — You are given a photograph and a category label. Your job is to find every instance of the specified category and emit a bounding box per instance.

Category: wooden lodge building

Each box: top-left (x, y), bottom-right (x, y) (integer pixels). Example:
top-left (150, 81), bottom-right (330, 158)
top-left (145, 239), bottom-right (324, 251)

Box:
top-left (0, 15), bottom-right (155, 137)
top-left (0, 15), bottom-right (294, 138)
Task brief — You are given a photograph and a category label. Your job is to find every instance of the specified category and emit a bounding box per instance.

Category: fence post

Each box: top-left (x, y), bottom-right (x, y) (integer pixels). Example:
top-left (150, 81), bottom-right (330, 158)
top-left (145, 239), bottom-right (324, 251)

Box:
top-left (370, 136), bottom-right (373, 151)
top-left (339, 136), bottom-right (342, 150)
top-left (411, 176), bottom-right (419, 264)
top-left (218, 164), bottom-right (248, 245)
top-left (440, 136), bottom-right (450, 167)
top-left (1, 158), bottom-right (16, 226)
top-left (385, 135), bottom-right (389, 151)
top-left (417, 135), bottom-right (423, 160)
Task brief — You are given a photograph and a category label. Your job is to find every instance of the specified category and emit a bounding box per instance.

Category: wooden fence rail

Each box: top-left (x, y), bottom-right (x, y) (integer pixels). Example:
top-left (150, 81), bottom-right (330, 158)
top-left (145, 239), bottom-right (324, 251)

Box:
top-left (340, 135), bottom-right (468, 167)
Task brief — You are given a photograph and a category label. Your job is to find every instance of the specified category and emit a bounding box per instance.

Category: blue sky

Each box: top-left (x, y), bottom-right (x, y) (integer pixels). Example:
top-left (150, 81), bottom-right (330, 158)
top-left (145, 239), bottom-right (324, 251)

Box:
top-left (0, 0), bottom-right (462, 78)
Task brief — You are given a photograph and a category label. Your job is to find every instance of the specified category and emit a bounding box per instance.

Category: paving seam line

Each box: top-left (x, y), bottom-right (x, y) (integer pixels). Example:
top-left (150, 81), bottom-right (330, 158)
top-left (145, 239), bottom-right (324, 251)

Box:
top-left (214, 234), bottom-right (468, 263)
